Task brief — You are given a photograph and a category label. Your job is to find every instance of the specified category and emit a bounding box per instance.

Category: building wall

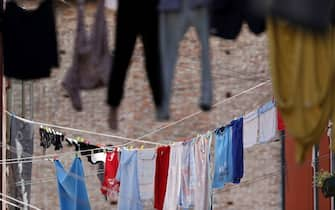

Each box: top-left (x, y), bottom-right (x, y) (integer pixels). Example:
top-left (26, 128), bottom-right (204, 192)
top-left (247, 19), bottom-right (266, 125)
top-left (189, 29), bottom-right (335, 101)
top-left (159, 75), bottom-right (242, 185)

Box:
top-left (6, 1), bottom-right (281, 209)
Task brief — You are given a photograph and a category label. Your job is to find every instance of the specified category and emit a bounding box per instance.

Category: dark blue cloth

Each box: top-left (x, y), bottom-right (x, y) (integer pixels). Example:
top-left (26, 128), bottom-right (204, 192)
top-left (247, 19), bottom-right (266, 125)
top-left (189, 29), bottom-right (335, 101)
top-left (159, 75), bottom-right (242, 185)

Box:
top-left (55, 157), bottom-right (91, 210)
top-left (209, 0), bottom-right (265, 40)
top-left (159, 0), bottom-right (209, 12)
top-left (231, 117), bottom-right (244, 184)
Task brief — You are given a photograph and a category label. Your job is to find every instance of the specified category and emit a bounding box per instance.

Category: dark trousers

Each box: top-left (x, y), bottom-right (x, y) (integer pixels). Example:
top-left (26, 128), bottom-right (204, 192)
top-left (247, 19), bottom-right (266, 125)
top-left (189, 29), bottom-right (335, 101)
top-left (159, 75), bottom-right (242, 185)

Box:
top-left (107, 0), bottom-right (163, 108)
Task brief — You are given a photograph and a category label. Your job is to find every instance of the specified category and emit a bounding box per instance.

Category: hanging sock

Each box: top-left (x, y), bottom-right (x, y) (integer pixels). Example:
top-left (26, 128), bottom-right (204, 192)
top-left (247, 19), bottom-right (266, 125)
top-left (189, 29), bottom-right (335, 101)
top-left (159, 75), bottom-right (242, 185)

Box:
top-left (54, 157), bottom-right (91, 210)
top-left (62, 0), bottom-right (111, 111)
top-left (267, 17), bottom-right (335, 163)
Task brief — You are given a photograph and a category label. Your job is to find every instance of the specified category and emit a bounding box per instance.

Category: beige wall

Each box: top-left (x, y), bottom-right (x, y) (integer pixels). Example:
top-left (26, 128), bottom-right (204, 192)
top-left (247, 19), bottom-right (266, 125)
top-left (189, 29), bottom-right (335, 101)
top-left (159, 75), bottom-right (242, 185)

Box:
top-left (7, 1), bottom-right (281, 210)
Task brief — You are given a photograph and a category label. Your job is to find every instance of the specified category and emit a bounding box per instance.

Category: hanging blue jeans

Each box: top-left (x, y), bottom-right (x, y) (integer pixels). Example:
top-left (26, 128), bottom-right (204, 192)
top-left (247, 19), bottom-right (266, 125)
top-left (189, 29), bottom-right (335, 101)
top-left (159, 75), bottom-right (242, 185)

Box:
top-left (54, 157), bottom-right (91, 210)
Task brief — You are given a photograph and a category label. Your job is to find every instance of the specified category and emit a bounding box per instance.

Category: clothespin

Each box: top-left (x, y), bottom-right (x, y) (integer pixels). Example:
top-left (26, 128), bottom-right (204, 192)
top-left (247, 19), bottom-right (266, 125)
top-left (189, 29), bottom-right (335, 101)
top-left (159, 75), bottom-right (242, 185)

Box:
top-left (53, 154), bottom-right (59, 161)
top-left (140, 145), bottom-right (144, 150)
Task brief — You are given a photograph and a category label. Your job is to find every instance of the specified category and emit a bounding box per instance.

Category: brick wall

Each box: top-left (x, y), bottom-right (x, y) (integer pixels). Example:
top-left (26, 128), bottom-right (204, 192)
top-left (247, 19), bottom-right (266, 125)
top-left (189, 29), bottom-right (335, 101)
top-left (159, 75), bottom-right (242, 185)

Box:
top-left (7, 1), bottom-right (281, 210)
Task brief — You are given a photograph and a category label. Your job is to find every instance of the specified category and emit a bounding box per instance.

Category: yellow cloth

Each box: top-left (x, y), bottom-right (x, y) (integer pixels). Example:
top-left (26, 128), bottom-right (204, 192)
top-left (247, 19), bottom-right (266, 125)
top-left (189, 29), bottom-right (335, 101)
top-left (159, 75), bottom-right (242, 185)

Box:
top-left (267, 18), bottom-right (335, 163)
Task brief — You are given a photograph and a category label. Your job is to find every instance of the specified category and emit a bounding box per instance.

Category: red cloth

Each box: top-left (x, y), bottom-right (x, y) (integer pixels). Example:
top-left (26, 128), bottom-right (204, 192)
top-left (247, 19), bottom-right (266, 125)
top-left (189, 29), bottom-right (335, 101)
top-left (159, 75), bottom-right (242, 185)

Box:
top-left (277, 109), bottom-right (285, 131)
top-left (154, 146), bottom-right (170, 210)
top-left (101, 151), bottom-right (120, 195)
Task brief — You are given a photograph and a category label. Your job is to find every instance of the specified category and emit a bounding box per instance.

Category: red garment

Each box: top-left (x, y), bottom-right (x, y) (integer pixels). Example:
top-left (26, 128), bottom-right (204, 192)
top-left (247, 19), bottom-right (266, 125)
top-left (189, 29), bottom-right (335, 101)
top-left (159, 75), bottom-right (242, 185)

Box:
top-left (101, 151), bottom-right (120, 195)
top-left (154, 146), bottom-right (170, 210)
top-left (277, 109), bottom-right (285, 131)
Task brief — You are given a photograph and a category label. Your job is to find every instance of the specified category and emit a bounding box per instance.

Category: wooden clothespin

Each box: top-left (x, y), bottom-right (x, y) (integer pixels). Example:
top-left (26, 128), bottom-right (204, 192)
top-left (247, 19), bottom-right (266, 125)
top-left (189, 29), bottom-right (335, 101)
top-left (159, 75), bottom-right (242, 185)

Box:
top-left (140, 145), bottom-right (145, 150)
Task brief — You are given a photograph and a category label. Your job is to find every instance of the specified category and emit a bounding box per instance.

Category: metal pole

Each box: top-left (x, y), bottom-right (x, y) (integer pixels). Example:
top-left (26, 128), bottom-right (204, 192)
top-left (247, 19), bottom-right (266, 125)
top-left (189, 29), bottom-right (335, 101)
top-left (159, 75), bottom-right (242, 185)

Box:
top-left (313, 145), bottom-right (320, 210)
top-left (21, 81), bottom-right (24, 118)
top-left (280, 130), bottom-right (286, 210)
top-left (0, 1), bottom-right (4, 208)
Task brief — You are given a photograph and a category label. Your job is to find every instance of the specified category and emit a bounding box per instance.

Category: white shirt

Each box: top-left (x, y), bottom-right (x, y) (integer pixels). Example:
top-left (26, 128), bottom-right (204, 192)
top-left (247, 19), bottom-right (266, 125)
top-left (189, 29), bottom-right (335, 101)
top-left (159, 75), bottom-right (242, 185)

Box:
top-left (259, 101), bottom-right (277, 143)
top-left (163, 143), bottom-right (183, 210)
top-left (243, 110), bottom-right (259, 148)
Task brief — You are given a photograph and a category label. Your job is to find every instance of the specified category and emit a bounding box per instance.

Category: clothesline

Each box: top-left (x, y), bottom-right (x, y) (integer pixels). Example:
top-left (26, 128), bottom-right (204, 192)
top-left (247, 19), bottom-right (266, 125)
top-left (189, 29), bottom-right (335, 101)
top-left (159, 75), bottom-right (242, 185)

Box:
top-left (0, 193), bottom-right (41, 210)
top-left (137, 80), bottom-right (271, 139)
top-left (5, 111), bottom-right (165, 146)
top-left (4, 80), bottom-right (270, 162)
top-left (0, 198), bottom-right (21, 209)
top-left (3, 80), bottom-right (272, 165)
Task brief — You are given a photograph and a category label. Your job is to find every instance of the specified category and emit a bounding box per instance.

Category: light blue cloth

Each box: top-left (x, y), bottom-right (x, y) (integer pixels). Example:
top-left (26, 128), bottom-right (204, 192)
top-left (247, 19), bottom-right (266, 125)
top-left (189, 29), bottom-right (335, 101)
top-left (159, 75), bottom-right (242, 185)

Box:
top-left (179, 139), bottom-right (196, 208)
top-left (258, 100), bottom-right (275, 114)
top-left (54, 157), bottom-right (91, 210)
top-left (212, 126), bottom-right (233, 189)
top-left (117, 149), bottom-right (143, 210)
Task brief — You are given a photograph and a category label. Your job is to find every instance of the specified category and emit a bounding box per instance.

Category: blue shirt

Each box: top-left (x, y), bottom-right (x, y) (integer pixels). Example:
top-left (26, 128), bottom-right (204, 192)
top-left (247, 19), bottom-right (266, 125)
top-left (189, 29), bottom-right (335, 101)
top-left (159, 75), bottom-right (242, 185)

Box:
top-left (231, 117), bottom-right (244, 184)
top-left (116, 149), bottom-right (143, 210)
top-left (54, 157), bottom-right (91, 210)
top-left (212, 126), bottom-right (233, 189)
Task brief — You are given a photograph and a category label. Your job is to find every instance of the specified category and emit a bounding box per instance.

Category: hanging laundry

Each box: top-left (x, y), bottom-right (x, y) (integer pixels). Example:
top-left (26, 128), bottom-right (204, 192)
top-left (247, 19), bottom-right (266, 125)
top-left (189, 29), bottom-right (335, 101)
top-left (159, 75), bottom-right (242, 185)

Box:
top-left (231, 117), bottom-right (244, 184)
top-left (209, 0), bottom-right (265, 40)
top-left (68, 139), bottom-right (105, 165)
top-left (105, 0), bottom-right (117, 10)
top-left (212, 126), bottom-right (233, 189)
top-left (271, 0), bottom-right (333, 31)
top-left (179, 139), bottom-right (196, 209)
top-left (97, 162), bottom-right (105, 185)
top-left (158, 0), bottom-right (212, 119)
top-left (62, 0), bottom-right (111, 111)
top-left (54, 157), bottom-right (91, 210)
top-left (107, 0), bottom-right (164, 129)
top-left (163, 142), bottom-right (183, 210)
top-left (101, 150), bottom-right (120, 204)
top-left (243, 110), bottom-right (259, 148)
top-left (39, 126), bottom-right (64, 153)
top-left (9, 116), bottom-right (34, 210)
top-left (3, 0), bottom-right (59, 79)
top-left (277, 109), bottom-right (285, 132)
top-left (267, 17), bottom-right (335, 163)
top-left (154, 146), bottom-right (170, 210)
top-left (258, 101), bottom-right (277, 143)
top-left (193, 133), bottom-right (213, 210)
top-left (137, 149), bottom-right (157, 202)
top-left (117, 149), bottom-right (143, 210)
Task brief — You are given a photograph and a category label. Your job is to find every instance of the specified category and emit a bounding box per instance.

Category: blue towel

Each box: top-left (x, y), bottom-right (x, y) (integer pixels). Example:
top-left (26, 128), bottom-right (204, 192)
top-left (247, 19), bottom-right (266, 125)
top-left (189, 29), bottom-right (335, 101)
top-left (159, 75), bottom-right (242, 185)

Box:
top-left (55, 157), bottom-right (91, 210)
top-left (231, 117), bottom-right (244, 184)
top-left (212, 126), bottom-right (233, 189)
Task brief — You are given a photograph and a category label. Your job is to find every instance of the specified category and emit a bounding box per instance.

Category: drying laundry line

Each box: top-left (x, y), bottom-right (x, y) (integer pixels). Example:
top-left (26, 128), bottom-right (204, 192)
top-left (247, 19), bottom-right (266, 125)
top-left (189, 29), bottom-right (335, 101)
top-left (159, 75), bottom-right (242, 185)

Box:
top-left (16, 168), bottom-right (107, 186)
top-left (5, 111), bottom-right (165, 146)
top-left (1, 134), bottom-right (159, 164)
top-left (137, 80), bottom-right (271, 139)
top-left (0, 193), bottom-right (42, 210)
top-left (1, 143), bottom-right (125, 164)
top-left (0, 198), bottom-right (21, 208)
